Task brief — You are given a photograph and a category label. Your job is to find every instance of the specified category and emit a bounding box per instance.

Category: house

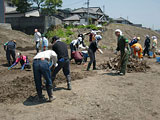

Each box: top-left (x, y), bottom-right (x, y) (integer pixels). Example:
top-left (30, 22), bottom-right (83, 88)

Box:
top-left (113, 17), bottom-right (133, 25)
top-left (63, 14), bottom-right (81, 25)
top-left (113, 17), bottom-right (142, 27)
top-left (63, 7), bottom-right (109, 25)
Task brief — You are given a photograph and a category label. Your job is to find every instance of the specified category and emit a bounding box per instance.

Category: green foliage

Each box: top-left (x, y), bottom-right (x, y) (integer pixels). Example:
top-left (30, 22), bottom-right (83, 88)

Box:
top-left (65, 28), bottom-right (74, 37)
top-left (62, 37), bottom-right (72, 45)
top-left (86, 24), bottom-right (98, 30)
top-left (46, 28), bottom-right (65, 38)
top-left (101, 45), bottom-right (107, 49)
top-left (12, 0), bottom-right (31, 13)
top-left (109, 18), bottom-right (114, 23)
top-left (43, 0), bottom-right (62, 15)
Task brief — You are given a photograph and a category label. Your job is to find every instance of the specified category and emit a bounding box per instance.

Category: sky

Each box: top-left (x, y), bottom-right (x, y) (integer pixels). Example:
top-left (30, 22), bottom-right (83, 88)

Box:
top-left (62, 0), bottom-right (160, 30)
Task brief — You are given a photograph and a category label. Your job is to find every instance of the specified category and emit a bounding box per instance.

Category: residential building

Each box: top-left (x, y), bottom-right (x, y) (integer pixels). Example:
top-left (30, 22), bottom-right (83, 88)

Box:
top-left (63, 7), bottom-right (109, 25)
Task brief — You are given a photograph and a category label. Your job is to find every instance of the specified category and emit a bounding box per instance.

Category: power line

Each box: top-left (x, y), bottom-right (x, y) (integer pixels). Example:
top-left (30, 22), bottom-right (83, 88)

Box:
top-left (62, 0), bottom-right (85, 8)
top-left (87, 0), bottom-right (90, 25)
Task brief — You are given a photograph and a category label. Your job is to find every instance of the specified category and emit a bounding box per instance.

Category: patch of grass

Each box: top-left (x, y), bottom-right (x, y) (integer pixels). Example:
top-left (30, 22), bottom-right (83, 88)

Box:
top-left (101, 45), bottom-right (107, 49)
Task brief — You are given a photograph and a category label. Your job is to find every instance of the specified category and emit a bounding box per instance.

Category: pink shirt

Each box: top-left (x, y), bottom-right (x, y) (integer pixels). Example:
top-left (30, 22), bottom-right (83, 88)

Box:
top-left (16, 56), bottom-right (27, 63)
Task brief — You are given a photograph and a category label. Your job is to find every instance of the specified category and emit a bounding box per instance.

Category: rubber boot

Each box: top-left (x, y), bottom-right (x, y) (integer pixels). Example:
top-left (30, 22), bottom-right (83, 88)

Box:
top-left (66, 75), bottom-right (72, 90)
top-left (46, 86), bottom-right (55, 102)
top-left (93, 61), bottom-right (97, 70)
top-left (87, 62), bottom-right (92, 71)
top-left (8, 60), bottom-right (11, 66)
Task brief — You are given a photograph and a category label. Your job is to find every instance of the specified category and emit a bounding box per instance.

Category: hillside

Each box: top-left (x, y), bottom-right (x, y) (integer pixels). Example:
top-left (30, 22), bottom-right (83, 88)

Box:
top-left (101, 23), bottom-right (160, 49)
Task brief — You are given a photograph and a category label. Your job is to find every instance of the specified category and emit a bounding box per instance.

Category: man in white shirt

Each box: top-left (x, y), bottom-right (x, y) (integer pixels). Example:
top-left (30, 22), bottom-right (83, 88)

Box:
top-left (34, 29), bottom-right (42, 53)
top-left (33, 50), bottom-right (57, 102)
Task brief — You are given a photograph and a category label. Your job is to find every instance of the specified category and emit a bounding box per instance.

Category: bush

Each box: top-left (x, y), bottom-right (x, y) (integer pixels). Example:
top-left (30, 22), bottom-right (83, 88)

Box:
top-left (86, 24), bottom-right (99, 30)
top-left (65, 28), bottom-right (74, 37)
top-left (62, 37), bottom-right (72, 45)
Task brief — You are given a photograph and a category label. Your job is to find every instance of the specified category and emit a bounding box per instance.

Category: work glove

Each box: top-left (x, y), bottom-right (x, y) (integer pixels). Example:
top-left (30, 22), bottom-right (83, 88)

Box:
top-left (125, 48), bottom-right (128, 53)
top-left (86, 46), bottom-right (89, 49)
top-left (8, 67), bottom-right (11, 70)
top-left (114, 50), bottom-right (118, 55)
top-left (99, 49), bottom-right (103, 54)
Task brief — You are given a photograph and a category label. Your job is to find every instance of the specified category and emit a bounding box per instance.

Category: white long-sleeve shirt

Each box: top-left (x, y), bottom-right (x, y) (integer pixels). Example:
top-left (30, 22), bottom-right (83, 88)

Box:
top-left (71, 39), bottom-right (80, 46)
top-left (34, 32), bottom-right (42, 42)
top-left (34, 50), bottom-right (57, 67)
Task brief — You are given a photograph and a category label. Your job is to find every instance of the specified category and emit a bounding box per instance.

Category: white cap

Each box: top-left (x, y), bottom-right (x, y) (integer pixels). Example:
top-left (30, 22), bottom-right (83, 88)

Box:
top-left (91, 30), bottom-right (97, 35)
top-left (152, 36), bottom-right (157, 40)
top-left (146, 35), bottom-right (150, 38)
top-left (78, 37), bottom-right (82, 42)
top-left (115, 29), bottom-right (122, 35)
top-left (17, 52), bottom-right (20, 56)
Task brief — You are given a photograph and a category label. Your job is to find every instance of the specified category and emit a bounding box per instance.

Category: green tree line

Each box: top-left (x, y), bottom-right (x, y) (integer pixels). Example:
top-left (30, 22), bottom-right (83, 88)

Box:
top-left (12, 0), bottom-right (62, 15)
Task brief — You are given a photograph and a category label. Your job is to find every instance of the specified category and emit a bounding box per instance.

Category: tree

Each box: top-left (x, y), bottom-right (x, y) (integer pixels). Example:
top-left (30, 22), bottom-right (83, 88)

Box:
top-left (30, 0), bottom-right (45, 15)
top-left (12, 0), bottom-right (31, 13)
top-left (43, 0), bottom-right (62, 15)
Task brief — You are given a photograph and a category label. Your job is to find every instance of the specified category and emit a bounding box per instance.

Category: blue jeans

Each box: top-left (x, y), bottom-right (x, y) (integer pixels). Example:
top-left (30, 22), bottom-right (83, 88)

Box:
top-left (33, 59), bottom-right (52, 98)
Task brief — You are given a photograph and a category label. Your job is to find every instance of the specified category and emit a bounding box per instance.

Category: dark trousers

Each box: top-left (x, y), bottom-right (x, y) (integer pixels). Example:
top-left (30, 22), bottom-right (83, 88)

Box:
top-left (87, 49), bottom-right (96, 70)
top-left (36, 41), bottom-right (40, 53)
top-left (52, 59), bottom-right (70, 82)
top-left (33, 59), bottom-right (53, 98)
top-left (143, 47), bottom-right (150, 56)
top-left (70, 43), bottom-right (76, 60)
top-left (20, 59), bottom-right (31, 69)
top-left (6, 49), bottom-right (16, 65)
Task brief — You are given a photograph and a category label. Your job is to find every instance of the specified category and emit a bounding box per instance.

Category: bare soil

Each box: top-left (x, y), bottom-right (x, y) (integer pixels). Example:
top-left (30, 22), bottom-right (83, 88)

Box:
top-left (0, 24), bottom-right (160, 120)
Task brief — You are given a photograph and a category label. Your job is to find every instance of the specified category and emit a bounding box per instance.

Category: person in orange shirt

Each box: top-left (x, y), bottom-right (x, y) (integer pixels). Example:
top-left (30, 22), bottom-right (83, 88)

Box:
top-left (131, 43), bottom-right (143, 59)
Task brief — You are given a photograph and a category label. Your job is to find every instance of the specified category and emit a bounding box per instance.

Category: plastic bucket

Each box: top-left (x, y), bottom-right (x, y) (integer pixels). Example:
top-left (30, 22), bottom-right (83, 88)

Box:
top-left (156, 57), bottom-right (160, 62)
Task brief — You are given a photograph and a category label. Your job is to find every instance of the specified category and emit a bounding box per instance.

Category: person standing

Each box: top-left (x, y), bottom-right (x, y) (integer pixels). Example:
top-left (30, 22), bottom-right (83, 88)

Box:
top-left (4, 40), bottom-right (16, 66)
top-left (34, 29), bottom-right (42, 53)
top-left (143, 35), bottom-right (150, 57)
top-left (151, 36), bottom-right (158, 58)
top-left (87, 35), bottom-right (103, 71)
top-left (33, 50), bottom-right (57, 102)
top-left (51, 36), bottom-right (71, 90)
top-left (41, 34), bottom-right (48, 51)
top-left (115, 29), bottom-right (130, 76)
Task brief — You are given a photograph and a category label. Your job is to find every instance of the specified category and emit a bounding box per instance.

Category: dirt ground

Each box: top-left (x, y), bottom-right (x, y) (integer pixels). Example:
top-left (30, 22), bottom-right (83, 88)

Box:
top-left (1, 24), bottom-right (160, 120)
top-left (0, 48), bottom-right (160, 120)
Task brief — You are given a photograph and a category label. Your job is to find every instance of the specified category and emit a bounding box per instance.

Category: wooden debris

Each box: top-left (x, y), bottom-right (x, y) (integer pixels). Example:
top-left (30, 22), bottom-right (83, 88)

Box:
top-left (98, 55), bottom-right (150, 73)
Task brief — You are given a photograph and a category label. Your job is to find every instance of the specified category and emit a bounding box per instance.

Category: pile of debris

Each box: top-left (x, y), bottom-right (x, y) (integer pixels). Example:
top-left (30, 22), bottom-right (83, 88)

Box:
top-left (99, 55), bottom-right (150, 73)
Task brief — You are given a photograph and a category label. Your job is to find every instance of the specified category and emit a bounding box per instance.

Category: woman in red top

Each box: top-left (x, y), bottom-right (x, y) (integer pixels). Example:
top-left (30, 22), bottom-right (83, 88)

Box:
top-left (8, 53), bottom-right (31, 70)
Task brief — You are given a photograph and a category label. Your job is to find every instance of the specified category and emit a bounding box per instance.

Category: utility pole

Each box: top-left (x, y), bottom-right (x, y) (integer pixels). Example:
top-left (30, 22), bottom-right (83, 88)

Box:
top-left (0, 0), bottom-right (5, 23)
top-left (103, 5), bottom-right (105, 14)
top-left (87, 0), bottom-right (90, 25)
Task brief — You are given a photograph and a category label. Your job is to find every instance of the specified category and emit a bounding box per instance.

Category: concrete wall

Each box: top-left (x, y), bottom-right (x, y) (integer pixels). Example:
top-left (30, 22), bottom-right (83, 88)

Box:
top-left (6, 16), bottom-right (62, 34)
top-left (0, 0), bottom-right (5, 23)
top-left (0, 23), bottom-right (12, 29)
